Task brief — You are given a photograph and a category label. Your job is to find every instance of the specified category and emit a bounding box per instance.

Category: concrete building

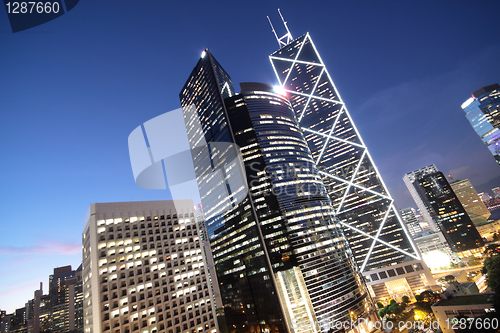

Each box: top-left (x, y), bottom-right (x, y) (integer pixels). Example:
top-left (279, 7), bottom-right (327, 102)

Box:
top-left (432, 294), bottom-right (495, 333)
top-left (492, 187), bottom-right (500, 198)
top-left (450, 179), bottom-right (491, 224)
top-left (475, 220), bottom-right (500, 241)
top-left (82, 200), bottom-right (217, 333)
top-left (412, 231), bottom-right (456, 267)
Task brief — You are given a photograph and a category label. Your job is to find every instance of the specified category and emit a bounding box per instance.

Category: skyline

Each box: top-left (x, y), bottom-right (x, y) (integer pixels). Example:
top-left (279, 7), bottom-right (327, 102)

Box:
top-left (1, 1), bottom-right (500, 313)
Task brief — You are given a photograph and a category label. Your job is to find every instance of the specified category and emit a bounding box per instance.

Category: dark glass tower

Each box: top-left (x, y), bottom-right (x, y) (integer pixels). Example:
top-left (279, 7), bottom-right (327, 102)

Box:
top-left (461, 83), bottom-right (500, 165)
top-left (180, 50), bottom-right (286, 333)
top-left (269, 32), bottom-right (435, 302)
top-left (180, 52), bottom-right (373, 332)
top-left (418, 172), bottom-right (485, 253)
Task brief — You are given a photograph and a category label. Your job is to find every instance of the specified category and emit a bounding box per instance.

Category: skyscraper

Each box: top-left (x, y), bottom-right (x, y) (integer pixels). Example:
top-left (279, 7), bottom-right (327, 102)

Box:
top-left (418, 172), bottom-right (485, 258)
top-left (82, 200), bottom-right (217, 333)
top-left (403, 165), bottom-right (440, 232)
top-left (450, 179), bottom-right (491, 224)
top-left (268, 29), bottom-right (434, 302)
top-left (49, 265), bottom-right (83, 333)
top-left (461, 83), bottom-right (500, 164)
top-left (180, 51), bottom-right (375, 332)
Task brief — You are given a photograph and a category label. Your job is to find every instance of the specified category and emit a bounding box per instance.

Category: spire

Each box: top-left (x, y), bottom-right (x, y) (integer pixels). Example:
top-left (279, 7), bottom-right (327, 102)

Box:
top-left (267, 8), bottom-right (293, 48)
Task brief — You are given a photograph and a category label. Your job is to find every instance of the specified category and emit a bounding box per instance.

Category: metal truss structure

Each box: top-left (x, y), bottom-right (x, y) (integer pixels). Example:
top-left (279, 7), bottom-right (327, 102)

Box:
top-left (269, 32), bottom-right (421, 273)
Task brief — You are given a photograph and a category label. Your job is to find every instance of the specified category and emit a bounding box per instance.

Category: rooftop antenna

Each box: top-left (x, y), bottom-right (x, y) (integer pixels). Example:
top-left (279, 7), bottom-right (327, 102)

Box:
top-left (267, 8), bottom-right (293, 48)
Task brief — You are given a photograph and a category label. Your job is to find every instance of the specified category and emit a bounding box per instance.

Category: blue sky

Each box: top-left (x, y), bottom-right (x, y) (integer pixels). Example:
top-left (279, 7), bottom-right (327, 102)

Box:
top-left (1, 1), bottom-right (500, 312)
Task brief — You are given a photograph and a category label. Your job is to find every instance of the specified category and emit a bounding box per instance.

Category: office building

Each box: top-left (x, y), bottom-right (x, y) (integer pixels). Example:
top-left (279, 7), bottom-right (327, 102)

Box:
top-left (268, 29), bottom-right (435, 303)
top-left (492, 187), bottom-right (500, 198)
top-left (419, 172), bottom-right (484, 258)
top-left (475, 220), bottom-right (500, 241)
top-left (82, 200), bottom-right (217, 333)
top-left (450, 179), bottom-right (490, 224)
top-left (180, 50), bottom-right (375, 332)
top-left (49, 265), bottom-right (83, 333)
top-left (432, 294), bottom-right (495, 333)
top-left (403, 165), bottom-right (440, 232)
top-left (461, 83), bottom-right (500, 164)
top-left (412, 231), bottom-right (456, 268)
top-left (400, 208), bottom-right (423, 237)
top-left (479, 192), bottom-right (493, 202)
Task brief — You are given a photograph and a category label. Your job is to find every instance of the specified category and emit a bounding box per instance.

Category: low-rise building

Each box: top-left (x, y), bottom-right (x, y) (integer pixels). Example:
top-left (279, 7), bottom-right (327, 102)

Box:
top-left (431, 294), bottom-right (495, 333)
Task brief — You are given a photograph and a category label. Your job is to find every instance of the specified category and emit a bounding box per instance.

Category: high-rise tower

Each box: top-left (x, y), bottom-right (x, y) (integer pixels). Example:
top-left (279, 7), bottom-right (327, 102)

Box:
top-left (180, 51), bottom-right (374, 332)
top-left (268, 27), bottom-right (435, 302)
top-left (461, 83), bottom-right (500, 164)
top-left (418, 172), bottom-right (485, 258)
top-left (403, 165), bottom-right (440, 232)
top-left (450, 179), bottom-right (491, 225)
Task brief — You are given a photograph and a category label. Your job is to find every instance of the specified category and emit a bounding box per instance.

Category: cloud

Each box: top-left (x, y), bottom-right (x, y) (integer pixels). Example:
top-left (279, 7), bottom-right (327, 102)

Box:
top-left (0, 241), bottom-right (81, 255)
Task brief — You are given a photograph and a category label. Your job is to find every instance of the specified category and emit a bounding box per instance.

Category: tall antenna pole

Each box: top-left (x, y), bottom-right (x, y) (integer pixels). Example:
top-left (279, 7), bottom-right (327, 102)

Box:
top-left (278, 8), bottom-right (293, 43)
top-left (267, 16), bottom-right (281, 47)
top-left (267, 9), bottom-right (293, 48)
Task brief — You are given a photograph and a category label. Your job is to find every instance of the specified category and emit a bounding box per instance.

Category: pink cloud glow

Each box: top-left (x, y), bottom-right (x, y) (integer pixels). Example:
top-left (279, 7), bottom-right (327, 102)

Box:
top-left (0, 241), bottom-right (81, 255)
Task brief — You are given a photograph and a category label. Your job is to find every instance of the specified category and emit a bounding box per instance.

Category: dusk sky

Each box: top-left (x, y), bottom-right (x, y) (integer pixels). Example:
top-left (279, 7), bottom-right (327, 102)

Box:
top-left (1, 1), bottom-right (500, 313)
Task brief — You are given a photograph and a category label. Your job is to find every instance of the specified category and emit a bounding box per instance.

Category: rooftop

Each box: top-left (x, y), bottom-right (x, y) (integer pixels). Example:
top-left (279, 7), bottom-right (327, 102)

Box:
top-left (433, 294), bottom-right (494, 307)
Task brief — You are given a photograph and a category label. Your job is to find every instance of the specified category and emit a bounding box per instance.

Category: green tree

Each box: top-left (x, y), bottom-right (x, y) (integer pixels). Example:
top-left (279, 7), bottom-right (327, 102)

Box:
top-left (389, 299), bottom-right (397, 305)
top-left (401, 295), bottom-right (410, 304)
top-left (483, 254), bottom-right (500, 290)
top-left (468, 257), bottom-right (481, 266)
top-left (444, 274), bottom-right (455, 284)
top-left (414, 290), bottom-right (439, 314)
top-left (389, 304), bottom-right (404, 316)
top-left (376, 301), bottom-right (384, 309)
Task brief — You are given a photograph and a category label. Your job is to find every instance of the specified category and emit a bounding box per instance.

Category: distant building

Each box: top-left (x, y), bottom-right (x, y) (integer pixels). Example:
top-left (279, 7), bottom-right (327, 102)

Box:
top-left (82, 200), bottom-right (217, 333)
top-left (403, 165), bottom-right (440, 232)
top-left (400, 208), bottom-right (423, 237)
top-left (432, 293), bottom-right (495, 333)
top-left (49, 265), bottom-right (83, 333)
top-left (492, 187), bottom-right (500, 198)
top-left (450, 179), bottom-right (491, 224)
top-left (442, 281), bottom-right (479, 298)
top-left (419, 172), bottom-right (484, 258)
top-left (0, 267), bottom-right (83, 333)
top-left (475, 220), bottom-right (500, 241)
top-left (412, 231), bottom-right (455, 264)
top-left (479, 192), bottom-right (493, 202)
top-left (461, 83), bottom-right (500, 165)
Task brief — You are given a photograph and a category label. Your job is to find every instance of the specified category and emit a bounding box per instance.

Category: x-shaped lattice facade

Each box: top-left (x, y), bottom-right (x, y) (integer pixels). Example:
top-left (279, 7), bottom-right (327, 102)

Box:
top-left (270, 33), bottom-right (420, 273)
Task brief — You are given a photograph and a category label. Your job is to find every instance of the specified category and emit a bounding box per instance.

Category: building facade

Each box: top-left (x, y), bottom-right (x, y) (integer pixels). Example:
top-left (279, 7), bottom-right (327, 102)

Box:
top-left (180, 50), bottom-right (375, 332)
top-left (403, 165), bottom-right (440, 232)
top-left (82, 201), bottom-right (217, 333)
top-left (49, 265), bottom-right (84, 333)
top-left (431, 294), bottom-right (495, 333)
top-left (269, 32), bottom-right (435, 303)
top-left (450, 179), bottom-right (491, 224)
top-left (419, 172), bottom-right (484, 258)
top-left (461, 83), bottom-right (500, 164)
top-left (400, 208), bottom-right (423, 237)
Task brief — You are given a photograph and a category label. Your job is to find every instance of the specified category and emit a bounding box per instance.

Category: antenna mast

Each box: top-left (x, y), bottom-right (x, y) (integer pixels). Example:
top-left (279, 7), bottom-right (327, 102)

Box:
top-left (267, 8), bottom-right (293, 48)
